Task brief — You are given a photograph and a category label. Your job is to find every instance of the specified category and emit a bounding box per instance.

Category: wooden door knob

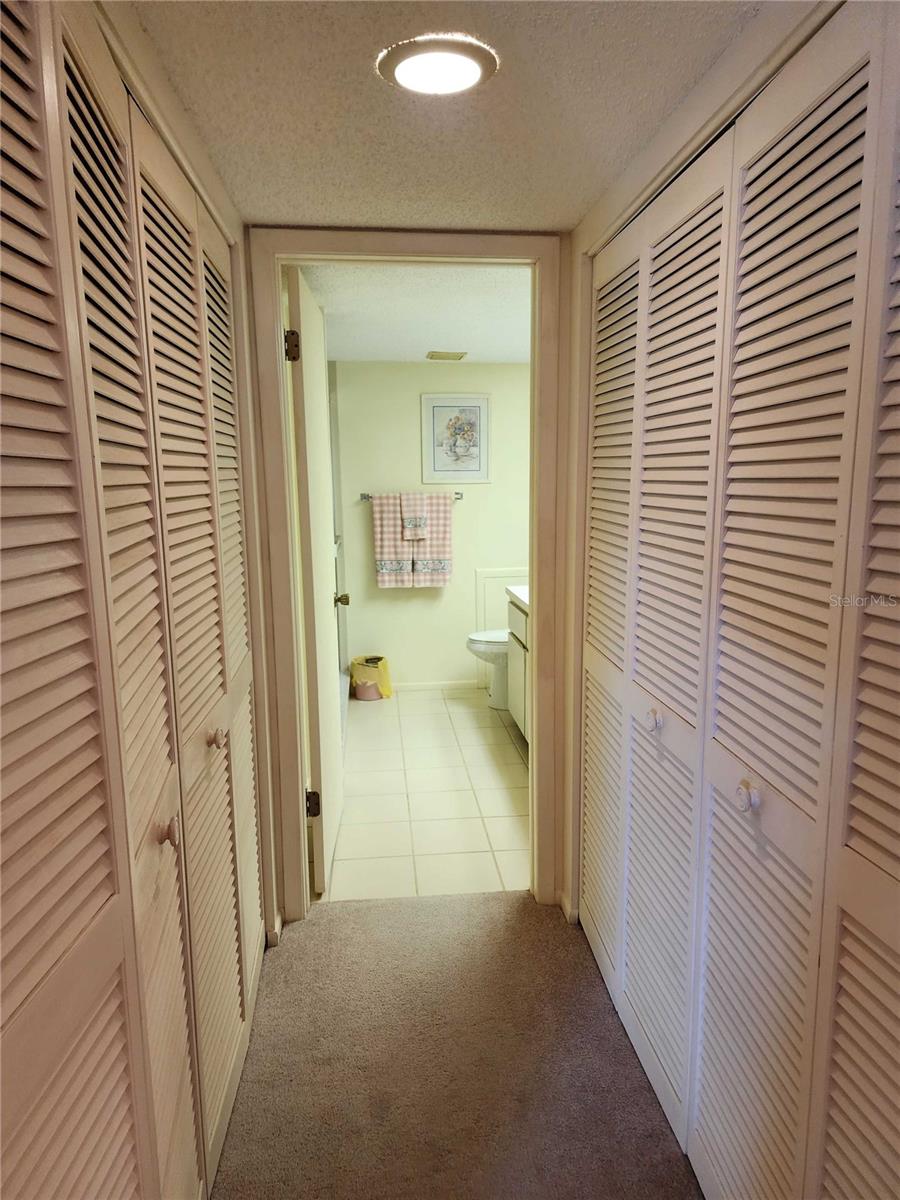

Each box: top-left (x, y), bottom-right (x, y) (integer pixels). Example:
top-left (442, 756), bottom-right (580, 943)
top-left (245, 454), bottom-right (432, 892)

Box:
top-left (207, 728), bottom-right (226, 749)
top-left (159, 814), bottom-right (180, 850)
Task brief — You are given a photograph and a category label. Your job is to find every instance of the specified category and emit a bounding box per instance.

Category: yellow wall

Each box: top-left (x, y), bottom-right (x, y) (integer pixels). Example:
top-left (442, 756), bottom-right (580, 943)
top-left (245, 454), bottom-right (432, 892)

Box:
top-left (335, 361), bottom-right (530, 686)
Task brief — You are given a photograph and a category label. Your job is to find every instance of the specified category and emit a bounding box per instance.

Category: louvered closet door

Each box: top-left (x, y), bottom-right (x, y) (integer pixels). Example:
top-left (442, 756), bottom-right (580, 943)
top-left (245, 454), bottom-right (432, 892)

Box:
top-left (0, 3), bottom-right (153, 1196)
top-left (53, 6), bottom-right (203, 1198)
top-left (197, 202), bottom-right (263, 1000)
top-left (689, 8), bottom-right (888, 1198)
top-left (579, 228), bottom-right (643, 991)
top-left (617, 137), bottom-right (731, 1144)
top-left (805, 34), bottom-right (900, 1200)
top-left (131, 104), bottom-right (251, 1178)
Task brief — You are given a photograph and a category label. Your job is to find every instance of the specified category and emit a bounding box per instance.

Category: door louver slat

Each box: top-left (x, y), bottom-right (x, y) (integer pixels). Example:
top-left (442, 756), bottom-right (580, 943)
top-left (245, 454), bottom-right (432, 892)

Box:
top-left (635, 194), bottom-right (724, 722)
top-left (139, 178), bottom-right (225, 738)
top-left (846, 163), bottom-right (900, 878)
top-left (623, 721), bottom-right (693, 1096)
top-left (695, 791), bottom-right (813, 1199)
top-left (203, 254), bottom-right (249, 675)
top-left (580, 671), bottom-right (622, 962)
top-left (713, 65), bottom-right (870, 814)
top-left (63, 50), bottom-right (174, 846)
top-left (586, 263), bottom-right (639, 667)
top-left (0, 0), bottom-right (116, 1026)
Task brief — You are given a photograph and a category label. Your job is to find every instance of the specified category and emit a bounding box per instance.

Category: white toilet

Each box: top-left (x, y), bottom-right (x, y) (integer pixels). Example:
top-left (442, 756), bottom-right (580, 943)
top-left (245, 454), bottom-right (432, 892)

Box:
top-left (466, 629), bottom-right (509, 708)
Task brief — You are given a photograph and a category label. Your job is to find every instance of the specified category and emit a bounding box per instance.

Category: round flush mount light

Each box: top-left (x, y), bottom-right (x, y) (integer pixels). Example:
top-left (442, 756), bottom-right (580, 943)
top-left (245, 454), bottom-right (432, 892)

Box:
top-left (376, 34), bottom-right (499, 95)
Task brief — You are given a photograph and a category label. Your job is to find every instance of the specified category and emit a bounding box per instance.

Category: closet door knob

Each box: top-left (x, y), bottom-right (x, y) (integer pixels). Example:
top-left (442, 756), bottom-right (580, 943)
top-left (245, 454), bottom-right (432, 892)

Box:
top-left (736, 779), bottom-right (761, 813)
top-left (645, 708), bottom-right (663, 733)
top-left (334, 592), bottom-right (350, 607)
top-left (159, 814), bottom-right (180, 850)
top-left (207, 728), bottom-right (226, 750)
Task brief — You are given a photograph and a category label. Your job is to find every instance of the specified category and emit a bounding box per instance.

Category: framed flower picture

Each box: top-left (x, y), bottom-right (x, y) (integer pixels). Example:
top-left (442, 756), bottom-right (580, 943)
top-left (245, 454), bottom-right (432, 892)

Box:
top-left (421, 393), bottom-right (490, 484)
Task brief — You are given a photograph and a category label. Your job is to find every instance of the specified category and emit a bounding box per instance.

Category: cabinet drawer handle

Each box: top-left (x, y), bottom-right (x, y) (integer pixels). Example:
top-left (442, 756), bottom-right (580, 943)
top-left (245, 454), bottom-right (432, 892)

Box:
top-left (736, 779), bottom-right (761, 813)
top-left (158, 814), bottom-right (180, 850)
top-left (207, 728), bottom-right (226, 750)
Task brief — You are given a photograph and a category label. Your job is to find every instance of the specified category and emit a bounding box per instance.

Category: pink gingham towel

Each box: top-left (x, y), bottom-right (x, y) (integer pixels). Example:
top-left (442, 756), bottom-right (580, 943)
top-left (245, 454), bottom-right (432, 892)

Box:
top-left (372, 493), bottom-right (413, 587)
top-left (400, 491), bottom-right (427, 541)
top-left (371, 493), bottom-right (453, 588)
top-left (412, 493), bottom-right (452, 587)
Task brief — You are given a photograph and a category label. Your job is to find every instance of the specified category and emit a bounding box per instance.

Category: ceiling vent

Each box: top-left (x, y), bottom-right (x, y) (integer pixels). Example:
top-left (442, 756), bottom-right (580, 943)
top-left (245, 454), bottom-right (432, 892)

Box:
top-left (426, 350), bottom-right (467, 361)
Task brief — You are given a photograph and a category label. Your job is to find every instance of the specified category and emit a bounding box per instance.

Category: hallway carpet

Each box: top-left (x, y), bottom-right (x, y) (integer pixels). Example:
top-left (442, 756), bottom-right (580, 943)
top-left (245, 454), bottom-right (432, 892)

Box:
top-left (212, 893), bottom-right (702, 1200)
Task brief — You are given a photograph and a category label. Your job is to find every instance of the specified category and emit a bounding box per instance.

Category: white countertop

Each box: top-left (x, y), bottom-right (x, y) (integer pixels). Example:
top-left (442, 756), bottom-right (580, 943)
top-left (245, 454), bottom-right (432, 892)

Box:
top-left (506, 584), bottom-right (529, 613)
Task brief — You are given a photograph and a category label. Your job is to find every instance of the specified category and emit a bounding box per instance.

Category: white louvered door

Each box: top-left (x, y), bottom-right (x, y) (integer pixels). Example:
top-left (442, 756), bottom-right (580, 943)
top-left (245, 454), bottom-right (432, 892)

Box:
top-left (0, 3), bottom-right (154, 1196)
top-left (131, 103), bottom-right (257, 1178)
top-left (618, 139), bottom-right (731, 1144)
top-left (689, 7), bottom-right (890, 1199)
top-left (580, 137), bottom-right (732, 1144)
top-left (580, 231), bottom-right (642, 990)
top-left (804, 31), bottom-right (900, 1200)
top-left (52, 6), bottom-right (203, 1198)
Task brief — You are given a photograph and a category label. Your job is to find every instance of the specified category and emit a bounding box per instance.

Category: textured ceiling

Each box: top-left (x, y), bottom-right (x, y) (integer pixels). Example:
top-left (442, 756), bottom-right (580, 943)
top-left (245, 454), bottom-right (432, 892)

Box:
top-left (132, 0), bottom-right (763, 232)
top-left (302, 263), bottom-right (531, 362)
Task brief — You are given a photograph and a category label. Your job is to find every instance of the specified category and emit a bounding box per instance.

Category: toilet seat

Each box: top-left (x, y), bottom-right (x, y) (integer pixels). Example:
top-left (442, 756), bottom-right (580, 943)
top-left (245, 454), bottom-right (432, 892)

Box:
top-left (467, 628), bottom-right (508, 650)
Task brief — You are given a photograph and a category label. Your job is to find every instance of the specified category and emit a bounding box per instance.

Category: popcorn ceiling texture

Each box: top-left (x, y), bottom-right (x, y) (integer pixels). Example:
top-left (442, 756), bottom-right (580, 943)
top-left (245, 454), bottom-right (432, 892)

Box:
top-left (302, 263), bottom-right (532, 362)
top-left (133, 0), bottom-right (762, 232)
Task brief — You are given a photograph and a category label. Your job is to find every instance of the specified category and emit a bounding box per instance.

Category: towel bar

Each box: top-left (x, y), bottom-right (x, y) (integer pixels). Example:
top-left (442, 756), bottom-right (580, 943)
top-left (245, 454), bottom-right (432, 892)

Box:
top-left (359, 492), bottom-right (463, 501)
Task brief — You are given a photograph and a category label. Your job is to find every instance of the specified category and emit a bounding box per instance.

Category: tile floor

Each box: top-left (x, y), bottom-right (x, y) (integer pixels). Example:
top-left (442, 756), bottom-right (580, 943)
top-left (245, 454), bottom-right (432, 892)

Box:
top-left (330, 688), bottom-right (530, 901)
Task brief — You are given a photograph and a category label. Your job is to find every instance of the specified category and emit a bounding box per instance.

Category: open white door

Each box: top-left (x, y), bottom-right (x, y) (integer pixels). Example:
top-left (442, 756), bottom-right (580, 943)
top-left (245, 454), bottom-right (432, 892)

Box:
top-left (284, 268), bottom-right (344, 894)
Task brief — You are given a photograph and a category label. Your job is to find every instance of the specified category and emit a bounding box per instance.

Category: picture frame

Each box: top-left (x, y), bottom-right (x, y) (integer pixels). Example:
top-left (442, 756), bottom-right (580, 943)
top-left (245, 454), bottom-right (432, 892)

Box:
top-left (421, 393), bottom-right (490, 484)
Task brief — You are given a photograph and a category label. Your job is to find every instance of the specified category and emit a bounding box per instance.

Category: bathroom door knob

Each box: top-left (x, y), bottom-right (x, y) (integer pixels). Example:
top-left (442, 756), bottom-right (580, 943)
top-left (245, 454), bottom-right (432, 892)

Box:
top-left (334, 593), bottom-right (350, 607)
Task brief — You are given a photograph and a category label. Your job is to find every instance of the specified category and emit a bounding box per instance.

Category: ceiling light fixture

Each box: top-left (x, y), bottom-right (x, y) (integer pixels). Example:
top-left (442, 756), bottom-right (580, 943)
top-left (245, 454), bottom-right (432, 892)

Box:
top-left (376, 34), bottom-right (499, 95)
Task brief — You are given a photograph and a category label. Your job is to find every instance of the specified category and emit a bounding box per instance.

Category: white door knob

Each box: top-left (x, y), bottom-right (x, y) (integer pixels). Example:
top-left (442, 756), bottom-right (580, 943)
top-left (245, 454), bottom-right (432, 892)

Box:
top-left (207, 728), bottom-right (226, 750)
top-left (736, 779), bottom-right (761, 813)
top-left (158, 814), bottom-right (180, 850)
top-left (645, 708), bottom-right (663, 733)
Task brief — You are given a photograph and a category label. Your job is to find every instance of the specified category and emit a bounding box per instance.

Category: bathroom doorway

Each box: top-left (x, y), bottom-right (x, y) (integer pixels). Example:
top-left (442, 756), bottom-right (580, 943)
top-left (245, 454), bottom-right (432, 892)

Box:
top-left (298, 261), bottom-right (534, 900)
top-left (250, 229), bottom-right (560, 923)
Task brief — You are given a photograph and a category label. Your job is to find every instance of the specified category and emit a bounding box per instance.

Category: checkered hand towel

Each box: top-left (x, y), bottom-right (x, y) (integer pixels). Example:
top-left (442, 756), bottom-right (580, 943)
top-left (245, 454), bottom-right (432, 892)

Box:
top-left (372, 493), bottom-right (413, 587)
top-left (400, 492), bottom-right (427, 541)
top-left (412, 493), bottom-right (452, 587)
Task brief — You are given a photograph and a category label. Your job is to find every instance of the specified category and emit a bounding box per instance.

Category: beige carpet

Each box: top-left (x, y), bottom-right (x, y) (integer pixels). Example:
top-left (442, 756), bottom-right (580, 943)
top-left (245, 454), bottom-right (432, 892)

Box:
top-left (212, 893), bottom-right (702, 1200)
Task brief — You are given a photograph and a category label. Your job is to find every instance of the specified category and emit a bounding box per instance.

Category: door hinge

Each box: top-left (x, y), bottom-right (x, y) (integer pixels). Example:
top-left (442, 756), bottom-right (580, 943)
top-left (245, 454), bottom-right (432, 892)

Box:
top-left (305, 789), bottom-right (321, 818)
top-left (284, 328), bottom-right (300, 362)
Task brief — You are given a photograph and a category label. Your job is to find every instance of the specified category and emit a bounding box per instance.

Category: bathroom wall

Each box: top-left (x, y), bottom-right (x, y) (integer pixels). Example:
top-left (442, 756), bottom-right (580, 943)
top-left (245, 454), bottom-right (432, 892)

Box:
top-left (335, 361), bottom-right (530, 686)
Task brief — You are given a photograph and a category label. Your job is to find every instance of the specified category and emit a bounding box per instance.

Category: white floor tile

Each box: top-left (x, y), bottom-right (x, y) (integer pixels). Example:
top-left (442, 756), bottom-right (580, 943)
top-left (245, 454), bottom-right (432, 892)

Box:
top-left (344, 769), bottom-right (407, 796)
top-left (460, 741), bottom-right (526, 767)
top-left (329, 857), bottom-right (416, 901)
top-left (348, 699), bottom-right (398, 722)
top-left (397, 692), bottom-right (447, 713)
top-left (466, 761), bottom-right (529, 790)
top-left (402, 743), bottom-right (463, 770)
top-left (475, 787), bottom-right (530, 817)
top-left (444, 691), bottom-right (491, 711)
top-left (398, 723), bottom-right (459, 748)
top-left (495, 849), bottom-right (531, 891)
top-left (344, 748), bottom-right (404, 773)
top-left (335, 821), bottom-right (412, 859)
top-left (345, 725), bottom-right (402, 750)
top-left (407, 790), bottom-right (480, 820)
top-left (415, 852), bottom-right (503, 896)
top-left (450, 708), bottom-right (503, 729)
top-left (483, 814), bottom-right (529, 851)
top-left (411, 818), bottom-right (489, 855)
top-left (452, 724), bottom-right (514, 747)
top-left (400, 713), bottom-right (454, 734)
top-left (341, 794), bottom-right (409, 824)
top-left (405, 765), bottom-right (471, 793)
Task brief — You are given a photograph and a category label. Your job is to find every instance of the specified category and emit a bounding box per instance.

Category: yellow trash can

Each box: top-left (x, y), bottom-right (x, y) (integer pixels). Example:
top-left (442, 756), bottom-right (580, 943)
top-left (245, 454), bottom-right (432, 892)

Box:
top-left (350, 655), bottom-right (392, 700)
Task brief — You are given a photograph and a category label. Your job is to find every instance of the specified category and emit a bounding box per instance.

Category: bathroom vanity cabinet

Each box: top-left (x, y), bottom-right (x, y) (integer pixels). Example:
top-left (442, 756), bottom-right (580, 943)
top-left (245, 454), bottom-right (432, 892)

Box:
top-left (506, 587), bottom-right (529, 740)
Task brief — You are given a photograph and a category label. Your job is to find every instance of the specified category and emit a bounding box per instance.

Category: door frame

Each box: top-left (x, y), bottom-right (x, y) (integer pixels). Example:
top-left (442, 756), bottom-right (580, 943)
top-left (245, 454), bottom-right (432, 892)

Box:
top-left (249, 228), bottom-right (561, 919)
